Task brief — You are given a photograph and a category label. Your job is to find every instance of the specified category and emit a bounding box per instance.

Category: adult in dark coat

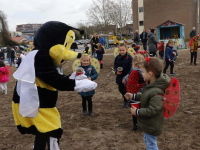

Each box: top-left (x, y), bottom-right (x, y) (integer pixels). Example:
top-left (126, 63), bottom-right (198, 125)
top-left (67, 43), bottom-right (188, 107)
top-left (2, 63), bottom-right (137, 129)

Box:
top-left (140, 29), bottom-right (148, 51)
top-left (190, 27), bottom-right (196, 39)
top-left (0, 49), bottom-right (5, 61)
top-left (147, 29), bottom-right (159, 57)
top-left (91, 34), bottom-right (99, 58)
top-left (133, 30), bottom-right (140, 45)
top-left (11, 48), bottom-right (15, 66)
top-left (6, 45), bottom-right (11, 65)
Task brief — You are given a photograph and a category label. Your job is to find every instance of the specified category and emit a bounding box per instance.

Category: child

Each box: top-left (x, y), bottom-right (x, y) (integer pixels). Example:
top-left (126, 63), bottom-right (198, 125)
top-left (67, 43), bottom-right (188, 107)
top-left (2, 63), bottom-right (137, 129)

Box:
top-left (132, 43), bottom-right (140, 53)
top-left (15, 53), bottom-right (21, 68)
top-left (95, 43), bottom-right (105, 69)
top-left (158, 41), bottom-right (164, 60)
top-left (84, 44), bottom-right (89, 54)
top-left (123, 54), bottom-right (145, 131)
top-left (114, 42), bottom-right (133, 108)
top-left (163, 40), bottom-right (176, 75)
top-left (125, 57), bottom-right (171, 150)
top-left (0, 60), bottom-right (9, 94)
top-left (78, 54), bottom-right (98, 116)
top-left (172, 44), bottom-right (178, 63)
top-left (190, 35), bottom-right (199, 65)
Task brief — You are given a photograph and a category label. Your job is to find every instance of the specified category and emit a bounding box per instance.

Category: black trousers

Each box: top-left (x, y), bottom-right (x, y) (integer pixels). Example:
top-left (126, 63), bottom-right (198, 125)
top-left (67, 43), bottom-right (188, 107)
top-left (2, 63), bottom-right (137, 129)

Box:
top-left (163, 60), bottom-right (174, 74)
top-left (118, 85), bottom-right (127, 102)
top-left (34, 135), bottom-right (59, 150)
top-left (81, 96), bottom-right (93, 111)
top-left (191, 52), bottom-right (197, 64)
top-left (132, 115), bottom-right (137, 125)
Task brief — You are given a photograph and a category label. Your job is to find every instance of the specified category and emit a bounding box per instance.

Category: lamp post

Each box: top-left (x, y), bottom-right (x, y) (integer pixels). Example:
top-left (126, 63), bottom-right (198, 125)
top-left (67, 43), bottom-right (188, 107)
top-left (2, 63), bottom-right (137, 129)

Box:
top-left (80, 20), bottom-right (87, 39)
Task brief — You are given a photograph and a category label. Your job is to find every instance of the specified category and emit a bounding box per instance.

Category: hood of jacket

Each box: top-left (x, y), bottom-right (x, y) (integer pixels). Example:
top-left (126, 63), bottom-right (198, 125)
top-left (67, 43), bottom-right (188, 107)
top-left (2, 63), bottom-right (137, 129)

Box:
top-left (145, 73), bottom-right (171, 91)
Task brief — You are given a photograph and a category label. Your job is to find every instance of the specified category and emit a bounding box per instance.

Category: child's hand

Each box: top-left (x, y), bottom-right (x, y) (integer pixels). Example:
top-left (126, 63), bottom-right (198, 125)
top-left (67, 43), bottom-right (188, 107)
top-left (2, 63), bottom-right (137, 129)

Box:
top-left (117, 71), bottom-right (122, 75)
top-left (124, 93), bottom-right (133, 100)
top-left (169, 59), bottom-right (171, 62)
top-left (88, 77), bottom-right (91, 80)
top-left (130, 106), bottom-right (137, 115)
top-left (122, 79), bottom-right (126, 83)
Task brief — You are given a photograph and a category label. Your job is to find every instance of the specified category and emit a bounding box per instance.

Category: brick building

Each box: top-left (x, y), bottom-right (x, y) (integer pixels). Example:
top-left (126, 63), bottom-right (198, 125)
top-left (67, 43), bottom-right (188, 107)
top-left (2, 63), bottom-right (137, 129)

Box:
top-left (16, 24), bottom-right (43, 32)
top-left (132, 0), bottom-right (200, 39)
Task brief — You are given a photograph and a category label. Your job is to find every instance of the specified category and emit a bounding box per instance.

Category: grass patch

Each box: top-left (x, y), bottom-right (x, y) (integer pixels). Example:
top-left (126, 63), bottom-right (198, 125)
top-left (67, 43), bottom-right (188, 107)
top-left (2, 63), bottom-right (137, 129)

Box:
top-left (185, 39), bottom-right (190, 42)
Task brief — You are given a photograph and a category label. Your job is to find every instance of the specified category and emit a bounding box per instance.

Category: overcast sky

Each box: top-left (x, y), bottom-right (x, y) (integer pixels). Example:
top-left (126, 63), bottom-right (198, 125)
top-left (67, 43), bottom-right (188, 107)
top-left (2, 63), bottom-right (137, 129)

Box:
top-left (0, 0), bottom-right (92, 31)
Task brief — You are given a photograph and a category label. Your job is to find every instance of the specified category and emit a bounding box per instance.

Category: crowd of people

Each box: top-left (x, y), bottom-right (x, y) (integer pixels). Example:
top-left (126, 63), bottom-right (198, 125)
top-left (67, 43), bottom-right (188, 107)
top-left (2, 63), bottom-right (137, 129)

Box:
top-left (0, 26), bottom-right (197, 150)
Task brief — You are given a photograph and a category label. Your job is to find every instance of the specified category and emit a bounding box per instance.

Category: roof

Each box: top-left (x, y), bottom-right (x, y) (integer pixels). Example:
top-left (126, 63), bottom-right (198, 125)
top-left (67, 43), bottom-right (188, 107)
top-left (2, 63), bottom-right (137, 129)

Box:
top-left (156, 20), bottom-right (185, 28)
top-left (11, 36), bottom-right (29, 43)
top-left (22, 30), bottom-right (37, 33)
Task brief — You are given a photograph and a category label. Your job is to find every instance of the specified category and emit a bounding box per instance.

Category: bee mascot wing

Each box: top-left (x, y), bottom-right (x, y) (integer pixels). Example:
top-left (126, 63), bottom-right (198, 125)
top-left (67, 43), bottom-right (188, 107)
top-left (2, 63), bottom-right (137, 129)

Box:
top-left (13, 50), bottom-right (39, 118)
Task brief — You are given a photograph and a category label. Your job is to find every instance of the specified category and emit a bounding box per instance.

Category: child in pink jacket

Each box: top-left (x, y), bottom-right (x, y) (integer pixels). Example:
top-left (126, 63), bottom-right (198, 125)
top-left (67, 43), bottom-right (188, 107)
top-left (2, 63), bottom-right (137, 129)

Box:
top-left (0, 60), bottom-right (9, 94)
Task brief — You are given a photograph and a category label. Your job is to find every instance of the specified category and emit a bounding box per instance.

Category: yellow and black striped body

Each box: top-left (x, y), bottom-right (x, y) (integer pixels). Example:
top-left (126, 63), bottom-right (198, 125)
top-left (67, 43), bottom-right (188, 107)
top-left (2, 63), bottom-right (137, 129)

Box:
top-left (12, 51), bottom-right (76, 138)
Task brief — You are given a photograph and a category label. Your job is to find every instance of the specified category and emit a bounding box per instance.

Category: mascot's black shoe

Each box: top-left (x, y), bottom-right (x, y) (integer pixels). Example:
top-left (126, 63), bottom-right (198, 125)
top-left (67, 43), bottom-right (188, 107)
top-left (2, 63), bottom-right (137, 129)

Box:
top-left (89, 111), bottom-right (93, 116)
top-left (83, 110), bottom-right (87, 115)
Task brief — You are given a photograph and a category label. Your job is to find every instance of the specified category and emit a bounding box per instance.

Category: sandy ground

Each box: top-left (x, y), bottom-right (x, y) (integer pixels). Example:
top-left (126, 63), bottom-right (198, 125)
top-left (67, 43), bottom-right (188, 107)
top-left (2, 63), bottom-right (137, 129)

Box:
top-left (0, 49), bottom-right (200, 150)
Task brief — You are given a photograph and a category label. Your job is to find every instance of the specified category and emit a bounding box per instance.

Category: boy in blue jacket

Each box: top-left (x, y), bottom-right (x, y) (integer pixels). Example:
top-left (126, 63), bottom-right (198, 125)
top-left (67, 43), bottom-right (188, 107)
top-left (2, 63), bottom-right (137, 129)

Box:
top-left (163, 40), bottom-right (176, 75)
top-left (114, 42), bottom-right (132, 107)
top-left (78, 54), bottom-right (98, 116)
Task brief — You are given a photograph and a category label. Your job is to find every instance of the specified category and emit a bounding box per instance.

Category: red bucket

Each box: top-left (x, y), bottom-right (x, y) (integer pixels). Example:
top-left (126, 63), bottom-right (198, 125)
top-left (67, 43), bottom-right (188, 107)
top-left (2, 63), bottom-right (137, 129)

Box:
top-left (131, 102), bottom-right (140, 116)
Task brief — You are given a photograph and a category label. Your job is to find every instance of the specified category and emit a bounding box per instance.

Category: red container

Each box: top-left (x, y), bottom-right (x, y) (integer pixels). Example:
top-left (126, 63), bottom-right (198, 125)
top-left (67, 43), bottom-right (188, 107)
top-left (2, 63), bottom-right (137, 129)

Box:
top-left (131, 102), bottom-right (140, 116)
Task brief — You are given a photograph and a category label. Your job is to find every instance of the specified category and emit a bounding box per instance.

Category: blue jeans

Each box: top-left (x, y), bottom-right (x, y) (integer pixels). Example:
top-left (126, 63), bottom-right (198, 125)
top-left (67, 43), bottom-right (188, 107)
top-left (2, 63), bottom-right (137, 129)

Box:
top-left (143, 42), bottom-right (147, 51)
top-left (144, 132), bottom-right (159, 150)
top-left (7, 58), bottom-right (11, 65)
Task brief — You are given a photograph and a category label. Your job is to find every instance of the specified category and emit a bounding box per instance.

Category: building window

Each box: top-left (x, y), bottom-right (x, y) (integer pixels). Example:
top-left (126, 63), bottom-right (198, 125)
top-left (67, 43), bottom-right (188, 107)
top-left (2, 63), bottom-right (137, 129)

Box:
top-left (139, 7), bottom-right (143, 13)
top-left (139, 21), bottom-right (144, 26)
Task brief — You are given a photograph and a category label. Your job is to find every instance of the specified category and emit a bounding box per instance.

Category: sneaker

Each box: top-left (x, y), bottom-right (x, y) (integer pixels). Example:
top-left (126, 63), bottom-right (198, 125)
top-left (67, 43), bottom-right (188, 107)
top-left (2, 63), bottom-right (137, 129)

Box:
top-left (83, 110), bottom-right (87, 115)
top-left (89, 111), bottom-right (93, 116)
top-left (133, 124), bottom-right (137, 131)
top-left (194, 63), bottom-right (198, 65)
top-left (123, 101), bottom-right (128, 108)
top-left (170, 73), bottom-right (176, 76)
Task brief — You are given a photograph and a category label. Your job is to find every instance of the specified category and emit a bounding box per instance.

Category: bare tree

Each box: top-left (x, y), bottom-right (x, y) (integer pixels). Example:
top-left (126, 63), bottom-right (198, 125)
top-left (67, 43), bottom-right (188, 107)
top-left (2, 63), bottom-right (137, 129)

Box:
top-left (0, 10), bottom-right (11, 46)
top-left (109, 0), bottom-right (132, 39)
top-left (86, 0), bottom-right (113, 34)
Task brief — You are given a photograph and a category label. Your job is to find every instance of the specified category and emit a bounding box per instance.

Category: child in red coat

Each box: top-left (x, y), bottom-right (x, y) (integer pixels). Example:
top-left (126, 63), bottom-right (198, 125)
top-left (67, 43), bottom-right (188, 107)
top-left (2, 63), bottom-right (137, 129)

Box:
top-left (0, 60), bottom-right (9, 94)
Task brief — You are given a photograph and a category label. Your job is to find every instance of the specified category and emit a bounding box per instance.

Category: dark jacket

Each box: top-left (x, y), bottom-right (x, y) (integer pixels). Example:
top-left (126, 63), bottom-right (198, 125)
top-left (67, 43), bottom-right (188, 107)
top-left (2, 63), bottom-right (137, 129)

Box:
top-left (165, 44), bottom-right (174, 60)
top-left (96, 48), bottom-right (104, 60)
top-left (140, 32), bottom-right (148, 43)
top-left (84, 47), bottom-right (89, 53)
top-left (133, 32), bottom-right (140, 43)
top-left (91, 37), bottom-right (99, 51)
top-left (78, 65), bottom-right (98, 97)
top-left (135, 73), bottom-right (171, 136)
top-left (0, 51), bottom-right (4, 60)
top-left (148, 32), bottom-right (159, 53)
top-left (11, 50), bottom-right (15, 59)
top-left (114, 53), bottom-right (133, 85)
top-left (6, 48), bottom-right (11, 58)
top-left (16, 57), bottom-right (21, 68)
top-left (190, 30), bottom-right (196, 39)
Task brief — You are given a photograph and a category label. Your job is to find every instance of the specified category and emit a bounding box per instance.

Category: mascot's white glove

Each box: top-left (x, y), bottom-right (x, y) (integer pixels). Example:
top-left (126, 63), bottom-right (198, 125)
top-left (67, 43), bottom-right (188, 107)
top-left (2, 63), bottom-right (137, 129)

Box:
top-left (69, 72), bottom-right (97, 92)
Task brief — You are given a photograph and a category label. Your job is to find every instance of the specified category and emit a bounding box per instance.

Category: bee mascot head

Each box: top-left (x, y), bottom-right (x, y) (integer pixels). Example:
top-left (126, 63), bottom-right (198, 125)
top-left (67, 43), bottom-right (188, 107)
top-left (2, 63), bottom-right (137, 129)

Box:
top-left (34, 21), bottom-right (84, 66)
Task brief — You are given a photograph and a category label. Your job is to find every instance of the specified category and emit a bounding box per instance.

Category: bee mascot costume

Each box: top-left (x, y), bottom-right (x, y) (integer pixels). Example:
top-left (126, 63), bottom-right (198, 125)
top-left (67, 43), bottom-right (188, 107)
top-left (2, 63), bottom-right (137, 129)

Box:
top-left (12, 21), bottom-right (93, 150)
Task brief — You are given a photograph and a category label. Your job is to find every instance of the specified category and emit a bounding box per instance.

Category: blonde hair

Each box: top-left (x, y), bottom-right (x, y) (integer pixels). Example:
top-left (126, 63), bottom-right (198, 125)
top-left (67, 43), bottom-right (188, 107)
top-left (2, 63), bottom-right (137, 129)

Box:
top-left (168, 40), bottom-right (174, 44)
top-left (133, 54), bottom-right (145, 68)
top-left (119, 41), bottom-right (128, 50)
top-left (80, 54), bottom-right (91, 65)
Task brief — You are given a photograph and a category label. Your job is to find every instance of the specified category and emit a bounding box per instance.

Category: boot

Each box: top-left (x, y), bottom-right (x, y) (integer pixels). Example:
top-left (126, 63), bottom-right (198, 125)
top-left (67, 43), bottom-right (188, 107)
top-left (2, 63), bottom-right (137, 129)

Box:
top-left (100, 64), bottom-right (103, 69)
